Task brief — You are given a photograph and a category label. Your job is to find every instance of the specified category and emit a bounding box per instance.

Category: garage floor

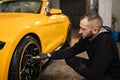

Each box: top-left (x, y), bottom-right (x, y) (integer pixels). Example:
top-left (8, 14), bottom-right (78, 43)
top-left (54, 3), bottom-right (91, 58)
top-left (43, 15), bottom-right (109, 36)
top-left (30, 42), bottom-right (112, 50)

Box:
top-left (39, 28), bottom-right (87, 80)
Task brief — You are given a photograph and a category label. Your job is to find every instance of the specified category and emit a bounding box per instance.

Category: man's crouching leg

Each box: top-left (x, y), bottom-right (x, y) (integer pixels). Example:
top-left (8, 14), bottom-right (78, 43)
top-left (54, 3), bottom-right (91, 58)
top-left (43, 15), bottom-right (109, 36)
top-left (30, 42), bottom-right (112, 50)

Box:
top-left (65, 57), bottom-right (89, 80)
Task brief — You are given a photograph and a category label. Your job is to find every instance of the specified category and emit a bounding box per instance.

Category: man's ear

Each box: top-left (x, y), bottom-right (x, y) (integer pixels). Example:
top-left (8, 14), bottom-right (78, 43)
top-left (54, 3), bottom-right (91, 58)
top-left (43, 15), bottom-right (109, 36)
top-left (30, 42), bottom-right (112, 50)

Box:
top-left (93, 27), bottom-right (99, 34)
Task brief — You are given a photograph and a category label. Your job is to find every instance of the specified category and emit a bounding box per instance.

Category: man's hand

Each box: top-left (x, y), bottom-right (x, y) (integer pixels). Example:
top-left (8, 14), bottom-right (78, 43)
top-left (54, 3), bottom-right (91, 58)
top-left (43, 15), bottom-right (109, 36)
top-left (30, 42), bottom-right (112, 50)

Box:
top-left (40, 53), bottom-right (51, 60)
top-left (32, 53), bottom-right (51, 60)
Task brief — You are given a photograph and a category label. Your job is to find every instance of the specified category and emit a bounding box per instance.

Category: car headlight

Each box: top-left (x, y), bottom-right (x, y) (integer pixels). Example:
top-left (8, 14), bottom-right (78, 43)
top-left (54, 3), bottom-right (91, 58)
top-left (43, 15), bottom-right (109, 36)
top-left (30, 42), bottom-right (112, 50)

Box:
top-left (0, 41), bottom-right (5, 50)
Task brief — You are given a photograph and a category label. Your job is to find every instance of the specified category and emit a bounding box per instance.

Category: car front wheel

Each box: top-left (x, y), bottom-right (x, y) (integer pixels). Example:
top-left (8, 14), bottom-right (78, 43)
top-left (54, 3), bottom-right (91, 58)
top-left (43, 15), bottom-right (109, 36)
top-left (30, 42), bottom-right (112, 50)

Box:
top-left (9, 36), bottom-right (41, 80)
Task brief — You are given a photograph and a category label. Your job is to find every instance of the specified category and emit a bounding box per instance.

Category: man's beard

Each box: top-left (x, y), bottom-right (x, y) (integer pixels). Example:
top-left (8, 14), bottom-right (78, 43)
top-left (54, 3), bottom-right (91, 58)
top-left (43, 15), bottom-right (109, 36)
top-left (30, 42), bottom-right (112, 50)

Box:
top-left (80, 31), bottom-right (94, 39)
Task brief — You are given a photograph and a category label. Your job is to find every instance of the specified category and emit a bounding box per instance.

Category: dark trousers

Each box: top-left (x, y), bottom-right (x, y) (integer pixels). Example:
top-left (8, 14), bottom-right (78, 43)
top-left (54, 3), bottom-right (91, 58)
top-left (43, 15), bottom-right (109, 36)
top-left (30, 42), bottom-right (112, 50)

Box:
top-left (65, 56), bottom-right (89, 80)
top-left (65, 56), bottom-right (89, 70)
top-left (65, 57), bottom-right (115, 80)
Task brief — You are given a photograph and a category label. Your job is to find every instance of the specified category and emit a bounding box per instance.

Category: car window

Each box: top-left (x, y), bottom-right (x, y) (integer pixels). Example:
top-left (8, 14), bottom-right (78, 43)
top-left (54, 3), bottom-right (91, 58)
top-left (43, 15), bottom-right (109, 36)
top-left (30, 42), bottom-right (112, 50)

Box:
top-left (0, 1), bottom-right (42, 13)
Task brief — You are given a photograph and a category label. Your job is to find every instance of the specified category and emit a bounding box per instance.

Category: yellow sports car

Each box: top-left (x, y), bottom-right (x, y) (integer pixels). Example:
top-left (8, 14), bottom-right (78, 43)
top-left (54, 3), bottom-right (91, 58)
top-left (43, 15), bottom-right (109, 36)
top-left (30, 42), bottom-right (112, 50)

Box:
top-left (0, 0), bottom-right (71, 80)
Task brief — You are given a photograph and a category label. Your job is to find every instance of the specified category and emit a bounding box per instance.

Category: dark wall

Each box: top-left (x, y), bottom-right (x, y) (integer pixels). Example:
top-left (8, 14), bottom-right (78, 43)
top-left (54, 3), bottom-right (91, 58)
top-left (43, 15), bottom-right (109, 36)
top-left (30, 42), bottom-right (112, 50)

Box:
top-left (60, 0), bottom-right (86, 28)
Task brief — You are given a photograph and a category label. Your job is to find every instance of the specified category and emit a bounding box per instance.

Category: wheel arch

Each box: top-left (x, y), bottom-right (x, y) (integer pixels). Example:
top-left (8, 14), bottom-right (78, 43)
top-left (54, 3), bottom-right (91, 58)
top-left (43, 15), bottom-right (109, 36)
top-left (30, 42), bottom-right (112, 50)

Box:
top-left (16, 33), bottom-right (42, 52)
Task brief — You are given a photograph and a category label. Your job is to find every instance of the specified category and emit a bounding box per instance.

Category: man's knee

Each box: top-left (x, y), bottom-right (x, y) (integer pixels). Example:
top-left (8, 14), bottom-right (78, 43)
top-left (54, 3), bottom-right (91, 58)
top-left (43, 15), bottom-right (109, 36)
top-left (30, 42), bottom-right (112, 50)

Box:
top-left (65, 57), bottom-right (75, 68)
top-left (65, 57), bottom-right (83, 69)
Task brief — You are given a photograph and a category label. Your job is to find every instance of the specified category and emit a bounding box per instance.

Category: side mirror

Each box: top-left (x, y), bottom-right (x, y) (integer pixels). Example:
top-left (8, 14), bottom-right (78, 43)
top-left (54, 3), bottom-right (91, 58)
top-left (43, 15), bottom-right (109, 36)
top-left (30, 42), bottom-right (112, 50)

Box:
top-left (50, 9), bottom-right (62, 14)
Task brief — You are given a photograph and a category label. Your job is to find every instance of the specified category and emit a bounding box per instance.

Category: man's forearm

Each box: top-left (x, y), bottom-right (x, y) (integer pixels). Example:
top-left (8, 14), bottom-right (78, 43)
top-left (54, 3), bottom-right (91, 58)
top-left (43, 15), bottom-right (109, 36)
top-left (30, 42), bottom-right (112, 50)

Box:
top-left (51, 48), bottom-right (74, 60)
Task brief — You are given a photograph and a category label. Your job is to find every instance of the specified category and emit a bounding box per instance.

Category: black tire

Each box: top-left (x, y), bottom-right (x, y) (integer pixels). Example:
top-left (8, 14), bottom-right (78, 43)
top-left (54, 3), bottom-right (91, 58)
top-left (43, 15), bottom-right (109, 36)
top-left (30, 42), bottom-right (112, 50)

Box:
top-left (8, 36), bottom-right (41, 80)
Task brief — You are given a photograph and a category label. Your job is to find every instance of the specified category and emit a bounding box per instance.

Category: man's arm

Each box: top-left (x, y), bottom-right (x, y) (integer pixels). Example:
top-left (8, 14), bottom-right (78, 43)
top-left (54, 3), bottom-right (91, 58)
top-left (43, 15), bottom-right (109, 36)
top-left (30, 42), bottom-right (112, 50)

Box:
top-left (39, 38), bottom-right (86, 60)
top-left (51, 38), bottom-right (86, 59)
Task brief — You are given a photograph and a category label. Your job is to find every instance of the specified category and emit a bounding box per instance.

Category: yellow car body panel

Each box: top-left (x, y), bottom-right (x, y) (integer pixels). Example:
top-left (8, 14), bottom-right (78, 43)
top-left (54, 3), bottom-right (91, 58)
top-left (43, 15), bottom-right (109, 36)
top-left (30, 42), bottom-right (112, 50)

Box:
top-left (0, 0), bottom-right (71, 80)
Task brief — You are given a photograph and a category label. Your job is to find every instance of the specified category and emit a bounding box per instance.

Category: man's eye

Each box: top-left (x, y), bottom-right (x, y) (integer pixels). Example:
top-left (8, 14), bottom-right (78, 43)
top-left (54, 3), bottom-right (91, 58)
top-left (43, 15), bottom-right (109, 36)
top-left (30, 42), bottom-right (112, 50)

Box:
top-left (80, 27), bottom-right (86, 30)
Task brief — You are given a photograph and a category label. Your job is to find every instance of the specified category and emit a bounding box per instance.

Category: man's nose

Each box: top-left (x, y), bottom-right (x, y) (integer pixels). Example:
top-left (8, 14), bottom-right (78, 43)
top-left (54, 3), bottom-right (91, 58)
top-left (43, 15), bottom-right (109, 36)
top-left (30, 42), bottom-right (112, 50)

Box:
top-left (79, 29), bottom-right (82, 34)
